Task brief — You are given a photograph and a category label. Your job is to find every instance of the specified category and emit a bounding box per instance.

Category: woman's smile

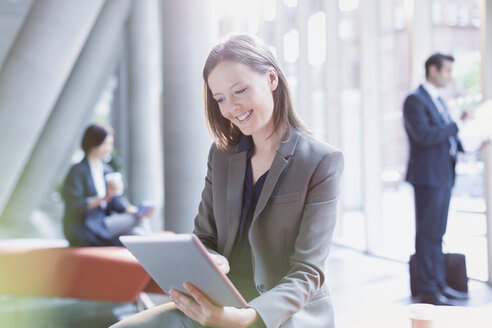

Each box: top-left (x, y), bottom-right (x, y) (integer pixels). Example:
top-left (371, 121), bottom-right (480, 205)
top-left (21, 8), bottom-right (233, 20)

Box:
top-left (208, 61), bottom-right (276, 138)
top-left (236, 109), bottom-right (253, 123)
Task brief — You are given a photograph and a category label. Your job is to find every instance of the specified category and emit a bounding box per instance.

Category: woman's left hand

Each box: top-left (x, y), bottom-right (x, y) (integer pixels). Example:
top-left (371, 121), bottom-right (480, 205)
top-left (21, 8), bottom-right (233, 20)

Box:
top-left (208, 253), bottom-right (230, 275)
top-left (169, 282), bottom-right (258, 328)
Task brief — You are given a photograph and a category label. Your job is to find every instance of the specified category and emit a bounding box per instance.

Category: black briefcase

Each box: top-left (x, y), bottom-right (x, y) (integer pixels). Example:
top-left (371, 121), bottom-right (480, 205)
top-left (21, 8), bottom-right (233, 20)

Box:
top-left (409, 253), bottom-right (468, 297)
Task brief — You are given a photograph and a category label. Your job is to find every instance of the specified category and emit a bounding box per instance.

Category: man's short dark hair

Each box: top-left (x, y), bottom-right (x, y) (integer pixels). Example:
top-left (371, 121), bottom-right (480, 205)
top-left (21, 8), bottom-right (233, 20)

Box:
top-left (425, 53), bottom-right (454, 78)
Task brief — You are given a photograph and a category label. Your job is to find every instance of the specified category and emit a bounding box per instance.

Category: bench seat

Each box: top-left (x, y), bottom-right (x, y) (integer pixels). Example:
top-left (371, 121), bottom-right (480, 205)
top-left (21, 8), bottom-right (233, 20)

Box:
top-left (0, 246), bottom-right (156, 302)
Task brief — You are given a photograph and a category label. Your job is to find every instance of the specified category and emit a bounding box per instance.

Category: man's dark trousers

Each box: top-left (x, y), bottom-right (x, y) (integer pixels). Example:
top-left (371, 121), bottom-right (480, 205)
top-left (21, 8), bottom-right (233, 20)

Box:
top-left (413, 184), bottom-right (452, 294)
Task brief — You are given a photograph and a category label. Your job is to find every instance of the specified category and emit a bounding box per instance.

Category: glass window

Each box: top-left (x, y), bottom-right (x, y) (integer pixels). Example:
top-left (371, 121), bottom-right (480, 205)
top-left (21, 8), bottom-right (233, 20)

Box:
top-left (336, 5), bottom-right (365, 250)
top-left (433, 0), bottom-right (486, 281)
top-left (376, 0), bottom-right (414, 261)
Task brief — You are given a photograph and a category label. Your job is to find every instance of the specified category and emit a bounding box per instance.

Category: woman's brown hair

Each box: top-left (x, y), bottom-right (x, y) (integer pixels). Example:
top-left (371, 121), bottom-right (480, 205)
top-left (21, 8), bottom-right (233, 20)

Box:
top-left (202, 34), bottom-right (308, 149)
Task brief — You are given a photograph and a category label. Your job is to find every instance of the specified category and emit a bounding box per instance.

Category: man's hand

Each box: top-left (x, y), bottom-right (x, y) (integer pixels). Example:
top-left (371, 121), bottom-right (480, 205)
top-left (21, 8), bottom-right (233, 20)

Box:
top-left (169, 283), bottom-right (258, 328)
top-left (460, 108), bottom-right (474, 122)
top-left (480, 139), bottom-right (491, 150)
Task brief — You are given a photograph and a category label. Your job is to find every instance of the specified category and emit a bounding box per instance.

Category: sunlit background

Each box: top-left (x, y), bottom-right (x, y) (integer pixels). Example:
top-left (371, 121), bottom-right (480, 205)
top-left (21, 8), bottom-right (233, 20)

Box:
top-left (1, 0), bottom-right (492, 327)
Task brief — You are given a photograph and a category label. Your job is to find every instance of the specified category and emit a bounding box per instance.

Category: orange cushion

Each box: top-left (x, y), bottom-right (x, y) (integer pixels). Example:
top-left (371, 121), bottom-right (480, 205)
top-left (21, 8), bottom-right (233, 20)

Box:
top-left (143, 277), bottom-right (165, 294)
top-left (0, 247), bottom-right (151, 302)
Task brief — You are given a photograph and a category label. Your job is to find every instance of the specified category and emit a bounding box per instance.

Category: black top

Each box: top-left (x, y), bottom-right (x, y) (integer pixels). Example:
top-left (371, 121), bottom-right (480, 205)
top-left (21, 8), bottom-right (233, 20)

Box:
top-left (228, 135), bottom-right (268, 302)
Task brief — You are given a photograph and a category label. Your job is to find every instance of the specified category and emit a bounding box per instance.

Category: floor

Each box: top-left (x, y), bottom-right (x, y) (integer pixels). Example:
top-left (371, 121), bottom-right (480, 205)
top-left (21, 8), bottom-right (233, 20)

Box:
top-left (327, 245), bottom-right (492, 327)
top-left (1, 244), bottom-right (491, 328)
top-left (335, 184), bottom-right (490, 281)
top-left (0, 296), bottom-right (130, 328)
top-left (326, 245), bottom-right (492, 313)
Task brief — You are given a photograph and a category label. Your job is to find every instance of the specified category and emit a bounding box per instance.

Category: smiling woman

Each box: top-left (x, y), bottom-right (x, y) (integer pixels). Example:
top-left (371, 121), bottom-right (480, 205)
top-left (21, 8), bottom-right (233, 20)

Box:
top-left (202, 34), bottom-right (306, 151)
top-left (112, 34), bottom-right (344, 328)
top-left (208, 61), bottom-right (277, 144)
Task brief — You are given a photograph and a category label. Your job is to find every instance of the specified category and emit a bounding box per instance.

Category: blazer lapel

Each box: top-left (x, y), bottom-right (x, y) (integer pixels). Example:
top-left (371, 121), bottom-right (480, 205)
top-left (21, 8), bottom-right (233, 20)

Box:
top-left (224, 150), bottom-right (247, 256)
top-left (418, 85), bottom-right (445, 124)
top-left (252, 130), bottom-right (299, 223)
top-left (82, 158), bottom-right (97, 196)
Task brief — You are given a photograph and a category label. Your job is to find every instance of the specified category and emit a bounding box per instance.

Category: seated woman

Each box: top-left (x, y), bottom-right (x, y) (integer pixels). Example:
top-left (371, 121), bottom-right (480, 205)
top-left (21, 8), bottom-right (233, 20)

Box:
top-left (112, 34), bottom-right (344, 328)
top-left (62, 123), bottom-right (153, 246)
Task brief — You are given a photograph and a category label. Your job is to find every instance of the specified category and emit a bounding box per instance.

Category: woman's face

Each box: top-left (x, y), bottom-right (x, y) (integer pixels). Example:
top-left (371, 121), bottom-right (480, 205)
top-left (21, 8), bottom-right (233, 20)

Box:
top-left (207, 61), bottom-right (278, 139)
top-left (90, 134), bottom-right (114, 161)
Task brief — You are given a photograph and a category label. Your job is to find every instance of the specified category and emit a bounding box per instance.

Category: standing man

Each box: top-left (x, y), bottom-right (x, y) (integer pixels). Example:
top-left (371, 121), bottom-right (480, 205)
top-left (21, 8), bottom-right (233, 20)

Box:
top-left (403, 53), bottom-right (469, 305)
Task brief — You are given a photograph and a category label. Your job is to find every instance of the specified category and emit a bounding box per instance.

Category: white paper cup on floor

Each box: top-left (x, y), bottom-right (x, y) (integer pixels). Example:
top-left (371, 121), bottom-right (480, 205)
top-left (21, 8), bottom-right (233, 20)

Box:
top-left (408, 303), bottom-right (435, 328)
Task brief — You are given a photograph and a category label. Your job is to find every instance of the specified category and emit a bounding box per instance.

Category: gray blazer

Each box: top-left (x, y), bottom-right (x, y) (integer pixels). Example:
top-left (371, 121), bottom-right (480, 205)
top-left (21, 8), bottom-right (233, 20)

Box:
top-left (193, 129), bottom-right (344, 328)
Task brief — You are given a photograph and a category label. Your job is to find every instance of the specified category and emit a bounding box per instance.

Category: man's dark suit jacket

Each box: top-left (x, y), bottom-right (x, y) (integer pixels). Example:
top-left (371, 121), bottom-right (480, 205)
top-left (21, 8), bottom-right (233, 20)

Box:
top-left (403, 85), bottom-right (463, 187)
top-left (62, 158), bottom-right (127, 246)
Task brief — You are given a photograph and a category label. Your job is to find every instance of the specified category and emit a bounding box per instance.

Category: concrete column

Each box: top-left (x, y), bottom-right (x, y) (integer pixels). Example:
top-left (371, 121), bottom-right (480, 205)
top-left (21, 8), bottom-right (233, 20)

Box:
top-left (324, 0), bottom-right (341, 148)
top-left (0, 0), bottom-right (104, 217)
top-left (296, 0), bottom-right (310, 122)
top-left (407, 0), bottom-right (432, 88)
top-left (0, 0), bottom-right (132, 224)
top-left (483, 141), bottom-right (492, 285)
top-left (127, 0), bottom-right (164, 230)
top-left (274, 0), bottom-right (285, 68)
top-left (360, 0), bottom-right (383, 253)
top-left (0, 0), bottom-right (34, 69)
top-left (323, 0), bottom-right (344, 243)
top-left (484, 142), bottom-right (492, 285)
top-left (480, 0), bottom-right (492, 100)
top-left (161, 0), bottom-right (216, 233)
top-left (479, 0), bottom-right (492, 286)
top-left (112, 37), bottom-right (131, 181)
top-left (257, 0), bottom-right (269, 41)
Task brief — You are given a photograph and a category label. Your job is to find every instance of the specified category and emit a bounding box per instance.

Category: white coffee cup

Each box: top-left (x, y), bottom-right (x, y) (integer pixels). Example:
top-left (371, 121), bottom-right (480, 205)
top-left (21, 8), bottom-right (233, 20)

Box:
top-left (408, 303), bottom-right (435, 328)
top-left (105, 172), bottom-right (124, 196)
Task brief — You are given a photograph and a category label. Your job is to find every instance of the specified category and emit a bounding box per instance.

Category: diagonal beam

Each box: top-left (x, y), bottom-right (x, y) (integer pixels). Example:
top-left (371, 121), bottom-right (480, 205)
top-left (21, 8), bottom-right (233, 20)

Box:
top-left (0, 0), bottom-right (104, 216)
top-left (1, 0), bottom-right (132, 225)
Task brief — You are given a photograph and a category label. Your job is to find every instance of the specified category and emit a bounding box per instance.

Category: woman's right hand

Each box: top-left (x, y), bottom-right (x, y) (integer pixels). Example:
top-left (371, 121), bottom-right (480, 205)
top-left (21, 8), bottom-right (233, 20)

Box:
top-left (209, 253), bottom-right (230, 275)
top-left (170, 283), bottom-right (258, 328)
top-left (86, 187), bottom-right (116, 210)
top-left (87, 196), bottom-right (108, 210)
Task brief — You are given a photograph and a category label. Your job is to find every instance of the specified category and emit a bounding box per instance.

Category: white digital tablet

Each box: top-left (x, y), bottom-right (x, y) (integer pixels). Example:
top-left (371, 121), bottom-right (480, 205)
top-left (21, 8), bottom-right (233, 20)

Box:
top-left (120, 234), bottom-right (248, 308)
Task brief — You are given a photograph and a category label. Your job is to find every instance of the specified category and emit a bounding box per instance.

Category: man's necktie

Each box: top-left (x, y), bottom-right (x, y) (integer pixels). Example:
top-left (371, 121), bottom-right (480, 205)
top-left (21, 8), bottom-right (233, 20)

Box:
top-left (437, 96), bottom-right (458, 157)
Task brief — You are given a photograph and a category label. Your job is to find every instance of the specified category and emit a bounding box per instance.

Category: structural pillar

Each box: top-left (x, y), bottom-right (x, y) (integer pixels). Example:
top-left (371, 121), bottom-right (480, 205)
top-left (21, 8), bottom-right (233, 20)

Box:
top-left (274, 0), bottom-right (286, 68)
top-left (481, 0), bottom-right (492, 100)
top-left (161, 0), bottom-right (216, 233)
top-left (0, 0), bottom-right (132, 226)
top-left (484, 142), bottom-right (492, 285)
top-left (480, 0), bottom-right (492, 285)
top-left (323, 0), bottom-right (344, 242)
top-left (407, 0), bottom-right (432, 88)
top-left (324, 0), bottom-right (341, 147)
top-left (360, 0), bottom-right (383, 253)
top-left (297, 0), bottom-right (310, 123)
top-left (127, 0), bottom-right (164, 230)
top-left (112, 40), bottom-right (131, 181)
top-left (0, 0), bottom-right (104, 217)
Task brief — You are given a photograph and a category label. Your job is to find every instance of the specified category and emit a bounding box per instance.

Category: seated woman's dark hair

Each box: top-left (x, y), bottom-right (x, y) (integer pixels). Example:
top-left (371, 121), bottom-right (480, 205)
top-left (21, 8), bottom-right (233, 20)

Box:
top-left (81, 124), bottom-right (113, 154)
